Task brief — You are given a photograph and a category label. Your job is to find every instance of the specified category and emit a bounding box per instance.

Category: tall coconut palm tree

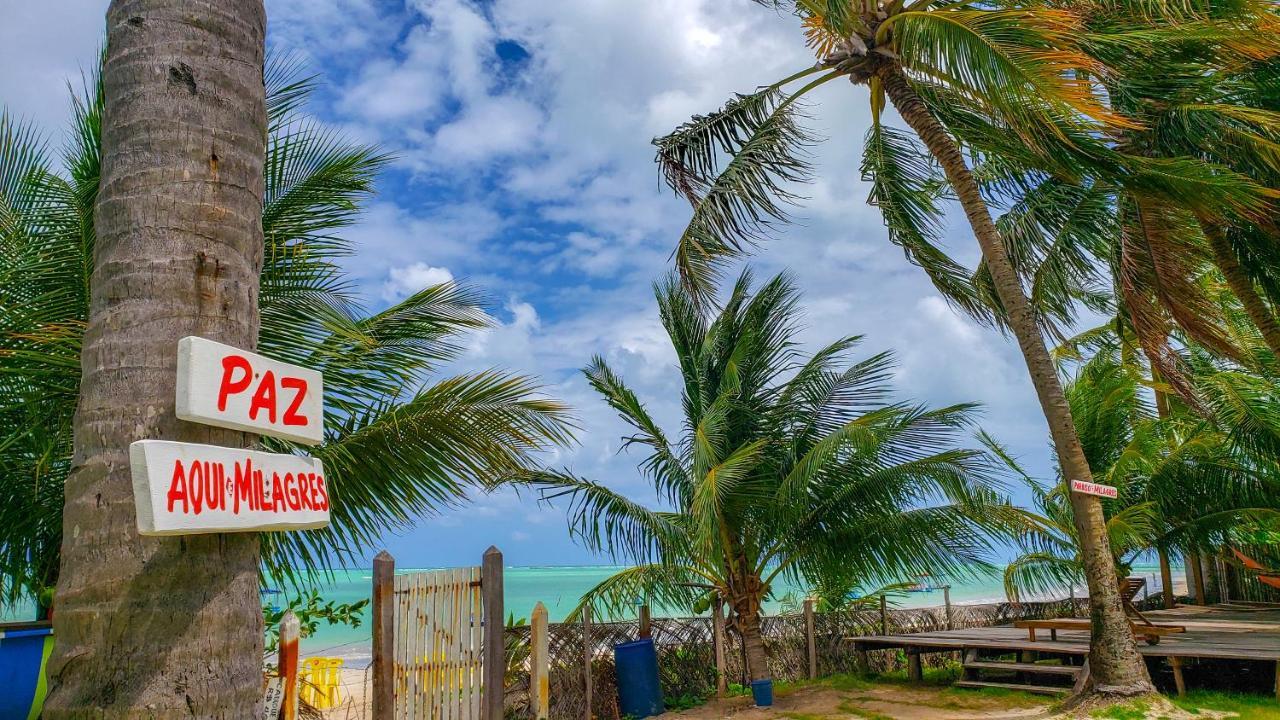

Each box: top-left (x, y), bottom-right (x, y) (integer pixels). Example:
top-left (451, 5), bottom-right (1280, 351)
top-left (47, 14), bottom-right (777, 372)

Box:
top-left (37, 2), bottom-right (270, 712)
top-left (0, 15), bottom-right (572, 715)
top-left (652, 0), bottom-right (1164, 698)
top-left (518, 271), bottom-right (1006, 681)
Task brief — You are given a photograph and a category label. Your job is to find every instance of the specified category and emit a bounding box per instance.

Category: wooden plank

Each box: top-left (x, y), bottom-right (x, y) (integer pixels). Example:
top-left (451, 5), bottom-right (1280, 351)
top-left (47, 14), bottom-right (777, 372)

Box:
top-left (907, 650), bottom-right (922, 682)
top-left (393, 574), bottom-right (403, 720)
top-left (532, 602), bottom-right (550, 719)
top-left (955, 680), bottom-right (1068, 696)
top-left (964, 661), bottom-right (1080, 677)
top-left (410, 572), bottom-right (422, 720)
top-left (373, 551), bottom-right (396, 720)
top-left (1171, 657), bottom-right (1186, 697)
top-left (583, 604), bottom-right (594, 720)
top-left (804, 598), bottom-right (817, 680)
top-left (473, 565), bottom-right (484, 720)
top-left (280, 610), bottom-right (301, 720)
top-left (712, 598), bottom-right (727, 698)
top-left (482, 546), bottom-right (505, 720)
top-left (639, 604), bottom-right (651, 639)
top-left (447, 569), bottom-right (456, 717)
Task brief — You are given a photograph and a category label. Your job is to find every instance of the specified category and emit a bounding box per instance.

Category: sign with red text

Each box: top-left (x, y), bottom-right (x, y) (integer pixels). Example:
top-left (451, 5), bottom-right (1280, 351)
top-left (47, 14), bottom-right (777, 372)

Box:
top-left (1070, 479), bottom-right (1118, 499)
top-left (176, 336), bottom-right (324, 445)
top-left (130, 440), bottom-right (330, 535)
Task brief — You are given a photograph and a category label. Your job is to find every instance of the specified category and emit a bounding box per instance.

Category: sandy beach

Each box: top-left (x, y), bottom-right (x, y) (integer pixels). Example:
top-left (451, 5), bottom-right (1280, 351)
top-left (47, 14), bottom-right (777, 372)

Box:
top-left (313, 668), bottom-right (371, 720)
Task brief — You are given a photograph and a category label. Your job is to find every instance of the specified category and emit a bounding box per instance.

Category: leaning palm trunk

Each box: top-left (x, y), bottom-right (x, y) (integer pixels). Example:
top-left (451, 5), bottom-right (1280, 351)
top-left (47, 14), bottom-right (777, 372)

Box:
top-left (44, 0), bottom-right (267, 716)
top-left (1200, 219), bottom-right (1280, 358)
top-left (878, 68), bottom-right (1154, 697)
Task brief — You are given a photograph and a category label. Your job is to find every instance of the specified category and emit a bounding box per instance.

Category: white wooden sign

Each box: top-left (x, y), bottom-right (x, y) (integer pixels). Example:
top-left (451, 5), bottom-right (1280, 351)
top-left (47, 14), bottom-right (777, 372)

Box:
top-left (1071, 479), bottom-right (1118, 499)
top-left (130, 440), bottom-right (330, 536)
top-left (262, 677), bottom-right (284, 720)
top-left (176, 336), bottom-right (324, 445)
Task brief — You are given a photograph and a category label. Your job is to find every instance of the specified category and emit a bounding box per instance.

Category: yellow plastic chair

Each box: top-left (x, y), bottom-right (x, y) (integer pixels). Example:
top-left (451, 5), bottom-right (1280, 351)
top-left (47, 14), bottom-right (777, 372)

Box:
top-left (300, 657), bottom-right (344, 709)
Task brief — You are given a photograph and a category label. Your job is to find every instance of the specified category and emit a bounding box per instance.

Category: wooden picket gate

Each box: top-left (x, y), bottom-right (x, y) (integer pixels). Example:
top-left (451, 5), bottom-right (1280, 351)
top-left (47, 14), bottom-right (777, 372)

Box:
top-left (372, 547), bottom-right (504, 720)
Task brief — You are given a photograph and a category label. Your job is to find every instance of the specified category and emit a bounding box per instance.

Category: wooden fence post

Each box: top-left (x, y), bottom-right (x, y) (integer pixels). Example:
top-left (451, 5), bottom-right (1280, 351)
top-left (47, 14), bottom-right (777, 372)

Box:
top-left (879, 595), bottom-right (888, 636)
top-left (531, 602), bottom-right (550, 720)
top-left (483, 546), bottom-right (505, 720)
top-left (943, 586), bottom-right (953, 631)
top-left (638, 604), bottom-right (651, 639)
top-left (582, 604), bottom-right (593, 720)
top-left (712, 597), bottom-right (728, 698)
top-left (803, 598), bottom-right (817, 680)
top-left (372, 550), bottom-right (395, 719)
top-left (280, 610), bottom-right (301, 720)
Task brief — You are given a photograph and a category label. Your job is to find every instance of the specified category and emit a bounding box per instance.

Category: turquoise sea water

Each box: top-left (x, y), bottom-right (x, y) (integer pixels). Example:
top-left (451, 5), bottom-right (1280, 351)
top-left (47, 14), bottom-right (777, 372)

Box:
top-left (3, 563), bottom-right (1180, 668)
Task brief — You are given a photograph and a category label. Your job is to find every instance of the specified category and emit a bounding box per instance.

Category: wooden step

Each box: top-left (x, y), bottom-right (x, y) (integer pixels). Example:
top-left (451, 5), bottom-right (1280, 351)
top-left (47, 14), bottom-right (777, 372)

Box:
top-left (954, 680), bottom-right (1070, 695)
top-left (963, 660), bottom-right (1081, 677)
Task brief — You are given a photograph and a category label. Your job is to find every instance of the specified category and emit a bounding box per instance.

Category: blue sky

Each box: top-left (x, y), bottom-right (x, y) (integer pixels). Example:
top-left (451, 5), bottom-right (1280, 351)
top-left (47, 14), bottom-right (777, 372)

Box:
top-left (3, 0), bottom-right (1060, 568)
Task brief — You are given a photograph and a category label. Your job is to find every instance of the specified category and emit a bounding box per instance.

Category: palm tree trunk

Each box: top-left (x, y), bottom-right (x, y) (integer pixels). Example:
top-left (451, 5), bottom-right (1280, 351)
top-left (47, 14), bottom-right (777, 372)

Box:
top-left (734, 596), bottom-right (770, 682)
top-left (879, 68), bottom-right (1154, 698)
top-left (1158, 547), bottom-right (1175, 610)
top-left (1189, 553), bottom-right (1207, 605)
top-left (44, 1), bottom-right (267, 716)
top-left (1201, 218), bottom-right (1280, 357)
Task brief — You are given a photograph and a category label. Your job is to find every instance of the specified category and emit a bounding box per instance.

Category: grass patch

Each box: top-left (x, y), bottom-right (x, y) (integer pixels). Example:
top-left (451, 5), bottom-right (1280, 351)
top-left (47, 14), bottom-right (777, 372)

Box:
top-left (1090, 700), bottom-right (1151, 720)
top-left (1173, 690), bottom-right (1280, 719)
top-left (833, 699), bottom-right (894, 720)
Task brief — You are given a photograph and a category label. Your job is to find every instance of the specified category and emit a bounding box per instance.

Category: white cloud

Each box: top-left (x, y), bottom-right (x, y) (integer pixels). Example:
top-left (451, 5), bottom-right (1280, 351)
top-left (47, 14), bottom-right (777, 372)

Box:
top-left (382, 263), bottom-right (455, 301)
top-left (430, 95), bottom-right (542, 164)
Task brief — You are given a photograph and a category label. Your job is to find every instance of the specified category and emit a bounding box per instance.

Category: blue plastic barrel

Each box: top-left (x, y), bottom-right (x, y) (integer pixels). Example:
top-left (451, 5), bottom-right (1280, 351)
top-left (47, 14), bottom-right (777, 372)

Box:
top-left (614, 638), bottom-right (663, 718)
top-left (751, 679), bottom-right (774, 707)
top-left (0, 623), bottom-right (54, 720)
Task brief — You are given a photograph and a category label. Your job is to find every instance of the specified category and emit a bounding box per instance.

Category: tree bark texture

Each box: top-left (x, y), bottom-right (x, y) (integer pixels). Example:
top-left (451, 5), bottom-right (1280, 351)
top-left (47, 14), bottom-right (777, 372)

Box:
top-left (45, 1), bottom-right (267, 717)
top-left (1201, 218), bottom-right (1280, 358)
top-left (879, 68), bottom-right (1155, 698)
top-left (1158, 547), bottom-right (1175, 610)
top-left (734, 599), bottom-right (770, 683)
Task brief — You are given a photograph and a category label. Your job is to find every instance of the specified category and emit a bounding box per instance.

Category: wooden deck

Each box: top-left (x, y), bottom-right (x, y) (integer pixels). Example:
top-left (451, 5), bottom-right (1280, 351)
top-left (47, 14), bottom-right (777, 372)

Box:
top-left (850, 604), bottom-right (1280, 697)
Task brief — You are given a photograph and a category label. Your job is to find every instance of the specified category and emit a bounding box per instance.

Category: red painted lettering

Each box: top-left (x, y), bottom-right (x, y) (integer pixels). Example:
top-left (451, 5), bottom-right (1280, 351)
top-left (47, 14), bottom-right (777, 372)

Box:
top-left (190, 461), bottom-right (204, 515)
top-left (297, 474), bottom-right (312, 511)
top-left (271, 472), bottom-right (286, 512)
top-left (254, 468), bottom-right (266, 511)
top-left (167, 460), bottom-right (190, 514)
top-left (234, 459), bottom-right (254, 513)
top-left (249, 370), bottom-right (278, 423)
top-left (218, 354), bottom-right (253, 411)
top-left (211, 463), bottom-right (225, 511)
top-left (283, 472), bottom-right (300, 511)
top-left (315, 474), bottom-right (329, 510)
top-left (281, 377), bottom-right (309, 427)
top-left (307, 473), bottom-right (321, 509)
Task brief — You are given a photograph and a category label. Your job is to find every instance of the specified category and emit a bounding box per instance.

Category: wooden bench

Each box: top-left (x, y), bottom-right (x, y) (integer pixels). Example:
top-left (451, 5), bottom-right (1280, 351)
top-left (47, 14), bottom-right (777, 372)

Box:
top-left (1014, 619), bottom-right (1185, 645)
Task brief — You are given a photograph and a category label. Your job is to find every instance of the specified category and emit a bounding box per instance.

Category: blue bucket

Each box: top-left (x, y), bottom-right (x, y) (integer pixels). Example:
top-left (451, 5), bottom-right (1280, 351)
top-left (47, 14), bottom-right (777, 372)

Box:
top-left (0, 623), bottom-right (54, 720)
top-left (750, 679), bottom-right (774, 707)
top-left (614, 638), bottom-right (664, 718)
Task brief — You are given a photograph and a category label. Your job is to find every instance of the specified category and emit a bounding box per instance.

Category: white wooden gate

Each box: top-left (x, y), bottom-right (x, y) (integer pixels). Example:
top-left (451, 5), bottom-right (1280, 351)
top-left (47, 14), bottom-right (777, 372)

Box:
top-left (393, 567), bottom-right (483, 719)
top-left (374, 547), bottom-right (503, 720)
